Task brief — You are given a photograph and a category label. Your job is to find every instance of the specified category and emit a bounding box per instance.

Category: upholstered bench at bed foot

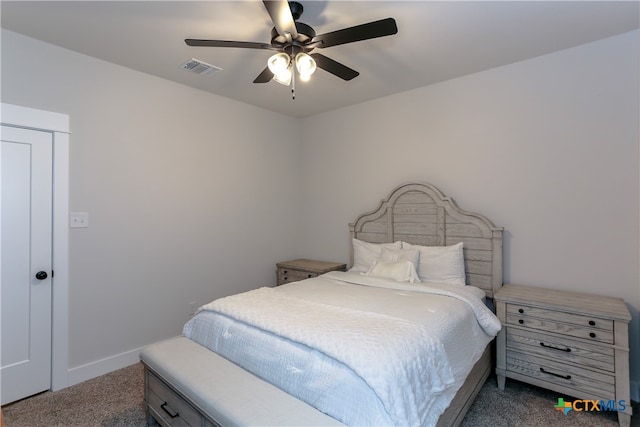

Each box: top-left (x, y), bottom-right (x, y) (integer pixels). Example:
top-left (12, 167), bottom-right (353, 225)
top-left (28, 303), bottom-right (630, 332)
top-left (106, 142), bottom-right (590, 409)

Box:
top-left (140, 336), bottom-right (344, 427)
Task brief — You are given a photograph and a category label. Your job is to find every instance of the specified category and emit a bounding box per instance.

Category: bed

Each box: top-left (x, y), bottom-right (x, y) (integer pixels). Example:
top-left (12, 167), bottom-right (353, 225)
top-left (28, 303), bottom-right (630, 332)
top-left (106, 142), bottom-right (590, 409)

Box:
top-left (140, 182), bottom-right (504, 427)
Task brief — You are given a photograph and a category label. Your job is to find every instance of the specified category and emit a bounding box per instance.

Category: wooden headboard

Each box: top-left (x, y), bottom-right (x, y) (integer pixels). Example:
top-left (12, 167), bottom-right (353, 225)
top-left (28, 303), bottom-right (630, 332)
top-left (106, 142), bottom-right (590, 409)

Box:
top-left (349, 183), bottom-right (503, 298)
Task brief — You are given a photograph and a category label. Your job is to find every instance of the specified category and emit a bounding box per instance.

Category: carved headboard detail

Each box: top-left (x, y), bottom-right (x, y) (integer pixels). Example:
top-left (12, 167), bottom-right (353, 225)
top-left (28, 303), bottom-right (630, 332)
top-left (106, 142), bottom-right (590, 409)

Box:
top-left (349, 183), bottom-right (504, 297)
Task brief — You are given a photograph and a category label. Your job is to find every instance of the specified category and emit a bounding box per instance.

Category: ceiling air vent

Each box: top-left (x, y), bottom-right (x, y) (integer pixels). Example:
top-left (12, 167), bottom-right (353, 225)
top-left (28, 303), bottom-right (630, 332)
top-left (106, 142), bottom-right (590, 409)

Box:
top-left (182, 58), bottom-right (222, 76)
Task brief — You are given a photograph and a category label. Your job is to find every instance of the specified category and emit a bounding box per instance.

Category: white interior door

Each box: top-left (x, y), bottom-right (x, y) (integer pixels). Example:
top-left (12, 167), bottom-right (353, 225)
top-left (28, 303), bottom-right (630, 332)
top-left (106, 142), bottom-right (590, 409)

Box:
top-left (1, 124), bottom-right (53, 405)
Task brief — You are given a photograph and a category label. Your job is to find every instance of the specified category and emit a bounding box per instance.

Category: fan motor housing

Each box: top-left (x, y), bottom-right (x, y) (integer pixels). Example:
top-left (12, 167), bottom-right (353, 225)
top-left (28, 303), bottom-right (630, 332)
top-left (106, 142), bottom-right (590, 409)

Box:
top-left (271, 22), bottom-right (316, 47)
top-left (289, 1), bottom-right (303, 20)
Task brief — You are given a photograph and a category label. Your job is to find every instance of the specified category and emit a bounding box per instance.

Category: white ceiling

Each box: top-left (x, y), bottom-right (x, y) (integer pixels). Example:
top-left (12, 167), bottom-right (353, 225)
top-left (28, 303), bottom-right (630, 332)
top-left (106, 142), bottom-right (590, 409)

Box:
top-left (2, 1), bottom-right (638, 118)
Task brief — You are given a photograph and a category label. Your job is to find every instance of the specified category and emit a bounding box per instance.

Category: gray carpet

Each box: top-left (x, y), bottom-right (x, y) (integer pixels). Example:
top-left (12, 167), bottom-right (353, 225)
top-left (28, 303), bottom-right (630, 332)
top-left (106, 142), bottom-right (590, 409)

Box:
top-left (2, 364), bottom-right (146, 427)
top-left (2, 363), bottom-right (638, 426)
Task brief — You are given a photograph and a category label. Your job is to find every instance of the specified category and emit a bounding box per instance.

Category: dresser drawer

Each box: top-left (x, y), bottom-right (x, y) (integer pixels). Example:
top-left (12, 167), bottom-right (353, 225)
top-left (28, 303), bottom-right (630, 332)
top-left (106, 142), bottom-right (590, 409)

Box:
top-left (278, 268), bottom-right (317, 284)
top-left (506, 327), bottom-right (614, 372)
top-left (506, 303), bottom-right (613, 344)
top-left (507, 303), bottom-right (613, 331)
top-left (147, 371), bottom-right (203, 427)
top-left (506, 349), bottom-right (615, 400)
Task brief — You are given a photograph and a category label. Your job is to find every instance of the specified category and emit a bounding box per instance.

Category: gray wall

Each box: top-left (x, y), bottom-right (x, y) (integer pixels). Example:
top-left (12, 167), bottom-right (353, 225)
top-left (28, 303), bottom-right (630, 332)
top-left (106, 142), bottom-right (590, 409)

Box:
top-left (298, 30), bottom-right (640, 397)
top-left (2, 27), bottom-right (639, 397)
top-left (1, 29), bottom-right (303, 371)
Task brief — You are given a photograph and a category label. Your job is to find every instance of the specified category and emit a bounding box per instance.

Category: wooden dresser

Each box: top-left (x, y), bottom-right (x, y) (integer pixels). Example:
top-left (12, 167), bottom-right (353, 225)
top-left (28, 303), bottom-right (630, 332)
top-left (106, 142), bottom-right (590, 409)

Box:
top-left (495, 284), bottom-right (632, 427)
top-left (276, 259), bottom-right (346, 286)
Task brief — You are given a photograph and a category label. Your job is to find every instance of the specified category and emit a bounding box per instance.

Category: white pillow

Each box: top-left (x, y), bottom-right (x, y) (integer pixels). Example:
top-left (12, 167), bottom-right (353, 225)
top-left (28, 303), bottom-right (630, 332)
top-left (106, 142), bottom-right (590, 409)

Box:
top-left (350, 239), bottom-right (401, 273)
top-left (380, 247), bottom-right (420, 272)
top-left (365, 260), bottom-right (421, 283)
top-left (402, 242), bottom-right (466, 286)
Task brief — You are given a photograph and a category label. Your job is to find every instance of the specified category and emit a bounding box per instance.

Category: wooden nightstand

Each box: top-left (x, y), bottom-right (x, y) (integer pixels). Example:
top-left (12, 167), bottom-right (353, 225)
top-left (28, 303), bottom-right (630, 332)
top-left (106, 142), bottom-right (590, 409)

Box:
top-left (495, 284), bottom-right (632, 427)
top-left (276, 259), bottom-right (346, 286)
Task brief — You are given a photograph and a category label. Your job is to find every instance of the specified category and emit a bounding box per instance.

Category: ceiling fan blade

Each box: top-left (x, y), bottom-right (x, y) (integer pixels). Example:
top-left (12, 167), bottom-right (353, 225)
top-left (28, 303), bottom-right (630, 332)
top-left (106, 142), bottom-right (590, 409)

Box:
top-left (263, 0), bottom-right (298, 39)
top-left (185, 39), bottom-right (274, 49)
top-left (310, 53), bottom-right (359, 81)
top-left (253, 67), bottom-right (274, 83)
top-left (313, 18), bottom-right (398, 48)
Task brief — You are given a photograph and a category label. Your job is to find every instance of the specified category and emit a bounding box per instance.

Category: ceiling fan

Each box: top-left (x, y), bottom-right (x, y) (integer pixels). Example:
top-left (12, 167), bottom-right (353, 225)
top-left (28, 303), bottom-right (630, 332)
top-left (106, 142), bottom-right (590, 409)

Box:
top-left (185, 0), bottom-right (398, 91)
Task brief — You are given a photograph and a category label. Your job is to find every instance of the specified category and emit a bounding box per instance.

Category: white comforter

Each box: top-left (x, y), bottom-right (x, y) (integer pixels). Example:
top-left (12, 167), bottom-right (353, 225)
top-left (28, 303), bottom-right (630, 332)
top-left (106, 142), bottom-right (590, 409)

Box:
top-left (183, 272), bottom-right (501, 426)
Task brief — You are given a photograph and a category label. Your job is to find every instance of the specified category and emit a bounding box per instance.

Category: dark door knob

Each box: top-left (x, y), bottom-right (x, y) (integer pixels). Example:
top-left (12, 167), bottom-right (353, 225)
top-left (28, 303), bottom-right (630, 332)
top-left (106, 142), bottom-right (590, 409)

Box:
top-left (35, 271), bottom-right (48, 280)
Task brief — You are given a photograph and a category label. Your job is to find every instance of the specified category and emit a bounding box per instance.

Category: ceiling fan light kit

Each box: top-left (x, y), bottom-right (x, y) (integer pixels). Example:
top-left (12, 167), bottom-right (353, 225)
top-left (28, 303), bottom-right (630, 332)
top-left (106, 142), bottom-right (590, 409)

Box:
top-left (295, 52), bottom-right (316, 81)
top-left (267, 52), bottom-right (292, 85)
top-left (267, 50), bottom-right (316, 85)
top-left (185, 0), bottom-right (398, 97)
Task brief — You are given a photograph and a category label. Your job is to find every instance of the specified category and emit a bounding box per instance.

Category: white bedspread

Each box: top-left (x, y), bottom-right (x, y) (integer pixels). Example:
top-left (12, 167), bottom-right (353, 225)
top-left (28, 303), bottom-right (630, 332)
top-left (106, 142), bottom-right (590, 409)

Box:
top-left (183, 272), bottom-right (501, 426)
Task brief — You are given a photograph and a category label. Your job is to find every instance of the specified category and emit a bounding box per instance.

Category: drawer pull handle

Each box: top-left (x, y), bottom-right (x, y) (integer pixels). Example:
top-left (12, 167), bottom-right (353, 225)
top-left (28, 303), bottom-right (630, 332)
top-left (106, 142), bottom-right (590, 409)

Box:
top-left (518, 319), bottom-right (524, 324)
top-left (518, 308), bottom-right (524, 314)
top-left (540, 342), bottom-right (571, 352)
top-left (308, 274), bottom-right (313, 278)
top-left (540, 367), bottom-right (571, 380)
top-left (589, 332), bottom-right (596, 338)
top-left (161, 402), bottom-right (179, 419)
top-left (589, 320), bottom-right (596, 326)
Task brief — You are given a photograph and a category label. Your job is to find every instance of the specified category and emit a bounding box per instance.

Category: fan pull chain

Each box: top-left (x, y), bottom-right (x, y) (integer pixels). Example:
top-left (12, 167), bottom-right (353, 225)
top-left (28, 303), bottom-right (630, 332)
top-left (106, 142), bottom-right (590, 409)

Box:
top-left (291, 66), bottom-right (296, 100)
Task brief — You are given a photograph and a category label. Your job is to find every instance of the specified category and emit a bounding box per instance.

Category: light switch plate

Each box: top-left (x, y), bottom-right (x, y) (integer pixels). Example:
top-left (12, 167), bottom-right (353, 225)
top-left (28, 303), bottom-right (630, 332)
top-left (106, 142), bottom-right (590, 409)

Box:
top-left (70, 212), bottom-right (89, 228)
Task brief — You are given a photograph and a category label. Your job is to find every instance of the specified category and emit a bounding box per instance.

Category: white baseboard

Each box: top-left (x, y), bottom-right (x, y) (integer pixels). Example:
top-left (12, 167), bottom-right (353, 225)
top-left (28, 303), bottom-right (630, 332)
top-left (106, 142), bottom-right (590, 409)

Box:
top-left (65, 345), bottom-right (147, 389)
